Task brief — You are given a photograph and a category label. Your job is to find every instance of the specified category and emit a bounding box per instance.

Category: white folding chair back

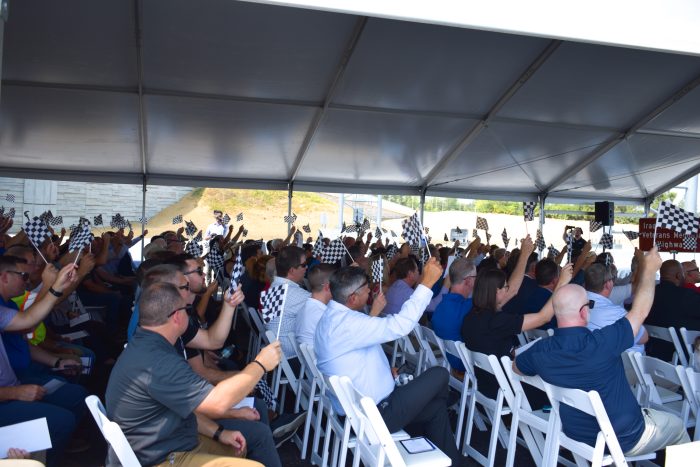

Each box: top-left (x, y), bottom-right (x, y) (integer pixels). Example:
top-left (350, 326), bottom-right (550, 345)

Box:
top-left (442, 339), bottom-right (478, 447)
top-left (644, 324), bottom-right (687, 366)
top-left (632, 353), bottom-right (689, 424)
top-left (678, 367), bottom-right (700, 441)
top-left (247, 306), bottom-right (267, 359)
top-left (416, 326), bottom-right (448, 371)
top-left (330, 375), bottom-right (451, 467)
top-left (456, 344), bottom-right (512, 467)
top-left (522, 328), bottom-right (553, 343)
top-left (84, 395), bottom-right (141, 467)
top-left (542, 383), bottom-right (655, 467)
top-left (265, 330), bottom-right (301, 412)
top-left (679, 327), bottom-right (700, 369)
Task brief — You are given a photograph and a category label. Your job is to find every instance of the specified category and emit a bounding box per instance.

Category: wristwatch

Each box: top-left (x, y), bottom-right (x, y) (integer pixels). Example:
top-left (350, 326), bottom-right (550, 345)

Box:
top-left (48, 287), bottom-right (63, 298)
top-left (213, 424), bottom-right (225, 442)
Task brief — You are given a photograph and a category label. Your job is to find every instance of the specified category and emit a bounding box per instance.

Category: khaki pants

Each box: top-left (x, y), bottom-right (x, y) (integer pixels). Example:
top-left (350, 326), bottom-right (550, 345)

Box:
top-left (624, 408), bottom-right (690, 457)
top-left (154, 436), bottom-right (263, 467)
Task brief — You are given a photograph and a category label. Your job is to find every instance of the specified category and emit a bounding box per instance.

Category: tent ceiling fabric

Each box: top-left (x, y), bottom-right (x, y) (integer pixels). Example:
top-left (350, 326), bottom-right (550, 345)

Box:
top-left (2, 0), bottom-right (700, 204)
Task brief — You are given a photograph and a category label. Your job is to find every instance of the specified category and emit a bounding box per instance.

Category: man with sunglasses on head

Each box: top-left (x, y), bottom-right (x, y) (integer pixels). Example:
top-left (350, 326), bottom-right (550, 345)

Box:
top-left (515, 247), bottom-right (689, 458)
top-left (315, 258), bottom-right (463, 465)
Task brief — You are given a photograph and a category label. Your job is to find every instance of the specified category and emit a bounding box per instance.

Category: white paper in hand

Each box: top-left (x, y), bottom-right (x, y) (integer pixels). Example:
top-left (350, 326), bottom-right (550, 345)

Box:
top-left (0, 418), bottom-right (52, 457)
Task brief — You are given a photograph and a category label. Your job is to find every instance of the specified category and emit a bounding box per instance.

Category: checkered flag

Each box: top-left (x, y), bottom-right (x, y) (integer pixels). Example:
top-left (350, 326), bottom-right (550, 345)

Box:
top-left (6, 194), bottom-right (15, 203)
top-left (7, 208), bottom-right (15, 219)
top-left (600, 233), bottom-right (613, 250)
top-left (39, 211), bottom-right (54, 224)
top-left (228, 246), bottom-right (244, 294)
top-left (138, 216), bottom-right (149, 225)
top-left (283, 213), bottom-right (297, 224)
top-left (50, 216), bottom-right (63, 226)
top-left (185, 239), bottom-right (203, 257)
top-left (236, 212), bottom-right (243, 222)
top-left (472, 229), bottom-right (478, 238)
top-left (207, 244), bottom-right (225, 274)
top-left (443, 233), bottom-right (449, 242)
top-left (455, 226), bottom-right (462, 234)
top-left (69, 221), bottom-right (92, 252)
top-left (389, 230), bottom-right (397, 238)
top-left (242, 228), bottom-right (248, 238)
top-left (476, 216), bottom-right (489, 231)
top-left (486, 232), bottom-right (492, 243)
top-left (590, 220), bottom-right (603, 233)
top-left (656, 201), bottom-right (699, 237)
top-left (362, 218), bottom-right (370, 231)
top-left (623, 231), bottom-right (639, 241)
top-left (185, 220), bottom-right (197, 237)
top-left (375, 226), bottom-right (382, 238)
top-left (93, 214), bottom-right (103, 226)
top-left (222, 213), bottom-right (231, 225)
top-left (385, 244), bottom-right (399, 261)
top-left (523, 202), bottom-right (536, 222)
top-left (302, 224), bottom-right (311, 233)
top-left (23, 213), bottom-right (51, 249)
top-left (312, 233), bottom-right (325, 257)
top-left (535, 229), bottom-right (546, 252)
top-left (419, 247), bottom-right (430, 265)
top-left (345, 223), bottom-right (357, 233)
top-left (321, 238), bottom-right (346, 264)
top-left (683, 235), bottom-right (697, 251)
top-left (502, 228), bottom-right (510, 249)
top-left (172, 214), bottom-right (183, 225)
top-left (547, 244), bottom-right (560, 259)
top-left (111, 213), bottom-right (126, 229)
top-left (260, 283), bottom-right (289, 324)
top-left (371, 258), bottom-right (384, 284)
top-left (401, 213), bottom-right (422, 247)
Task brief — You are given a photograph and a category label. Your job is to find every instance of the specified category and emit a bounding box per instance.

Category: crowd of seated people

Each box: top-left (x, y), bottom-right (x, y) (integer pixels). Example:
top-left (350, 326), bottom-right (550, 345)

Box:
top-left (2, 208), bottom-right (698, 466)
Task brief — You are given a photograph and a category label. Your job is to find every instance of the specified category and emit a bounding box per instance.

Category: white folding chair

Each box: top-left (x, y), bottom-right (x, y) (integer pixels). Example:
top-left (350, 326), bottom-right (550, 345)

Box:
top-left (414, 326), bottom-right (448, 374)
top-left (330, 375), bottom-right (452, 467)
top-left (542, 382), bottom-right (656, 467)
top-left (265, 330), bottom-right (303, 414)
top-left (522, 328), bottom-right (553, 343)
top-left (456, 344), bottom-right (512, 467)
top-left (678, 367), bottom-right (700, 441)
top-left (679, 327), bottom-right (700, 368)
top-left (247, 306), bottom-right (267, 360)
top-left (645, 325), bottom-right (687, 367)
top-left (84, 395), bottom-right (141, 467)
top-left (442, 339), bottom-right (481, 448)
top-left (632, 353), bottom-right (690, 425)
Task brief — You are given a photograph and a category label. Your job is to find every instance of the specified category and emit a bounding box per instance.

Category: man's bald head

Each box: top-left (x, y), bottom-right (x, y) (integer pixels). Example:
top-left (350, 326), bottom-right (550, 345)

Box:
top-left (553, 284), bottom-right (589, 327)
top-left (660, 260), bottom-right (683, 286)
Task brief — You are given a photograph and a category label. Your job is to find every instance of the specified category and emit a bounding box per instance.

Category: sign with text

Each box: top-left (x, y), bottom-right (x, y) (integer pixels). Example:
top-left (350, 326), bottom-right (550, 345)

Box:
top-left (639, 218), bottom-right (700, 252)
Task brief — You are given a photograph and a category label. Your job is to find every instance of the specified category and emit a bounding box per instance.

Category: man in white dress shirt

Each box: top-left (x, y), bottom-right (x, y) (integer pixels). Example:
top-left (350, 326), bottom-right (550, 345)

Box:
top-left (314, 259), bottom-right (461, 465)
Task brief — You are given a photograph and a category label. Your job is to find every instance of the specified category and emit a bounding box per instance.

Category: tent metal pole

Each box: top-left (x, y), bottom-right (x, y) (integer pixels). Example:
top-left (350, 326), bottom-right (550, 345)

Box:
top-left (376, 195), bottom-right (382, 231)
top-left (287, 182), bottom-right (294, 236)
top-left (538, 193), bottom-right (546, 234)
top-left (140, 176), bottom-right (147, 261)
top-left (419, 188), bottom-right (426, 226)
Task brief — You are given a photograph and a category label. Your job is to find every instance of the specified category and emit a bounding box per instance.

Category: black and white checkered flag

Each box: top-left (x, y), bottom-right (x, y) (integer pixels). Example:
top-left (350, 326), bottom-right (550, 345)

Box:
top-left (321, 238), bottom-right (345, 264)
top-left (283, 213), bottom-right (297, 224)
top-left (345, 223), bottom-right (357, 233)
top-left (138, 216), bottom-right (149, 225)
top-left (476, 216), bottom-right (489, 231)
top-left (312, 233), bottom-right (324, 257)
top-left (302, 224), bottom-right (311, 234)
top-left (472, 229), bottom-right (478, 238)
top-left (228, 247), bottom-right (244, 294)
top-left (600, 233), bottom-right (613, 250)
top-left (185, 220), bottom-right (197, 238)
top-left (535, 229), bottom-right (546, 252)
top-left (185, 239), bottom-right (203, 257)
top-left (371, 258), bottom-right (384, 283)
top-left (69, 221), bottom-right (92, 252)
top-left (455, 226), bottom-right (462, 234)
top-left (6, 208), bottom-right (15, 219)
top-left (6, 194), bottom-right (15, 203)
top-left (443, 233), bottom-right (449, 242)
top-left (502, 228), bottom-right (509, 249)
top-left (207, 244), bottom-right (225, 273)
top-left (523, 202), bottom-right (536, 222)
top-left (375, 226), bottom-right (382, 238)
top-left (39, 211), bottom-right (54, 224)
top-left (111, 213), bottom-right (126, 229)
top-left (93, 214), bottom-right (103, 226)
top-left (385, 244), bottom-right (399, 261)
top-left (401, 213), bottom-right (422, 247)
top-left (23, 213), bottom-right (51, 249)
top-left (222, 213), bottom-right (231, 226)
top-left (590, 220), bottom-right (603, 233)
top-left (683, 235), bottom-right (697, 251)
top-left (50, 216), bottom-right (63, 226)
top-left (656, 201), bottom-right (699, 237)
top-left (242, 228), bottom-right (248, 238)
top-left (623, 231), bottom-right (639, 241)
top-left (172, 214), bottom-right (183, 225)
top-left (362, 218), bottom-right (370, 231)
top-left (486, 232), bottom-right (492, 243)
top-left (260, 283), bottom-right (289, 324)
top-left (390, 230), bottom-right (398, 238)
top-left (548, 244), bottom-right (560, 259)
top-left (236, 212), bottom-right (243, 222)
top-left (419, 246), bottom-right (430, 265)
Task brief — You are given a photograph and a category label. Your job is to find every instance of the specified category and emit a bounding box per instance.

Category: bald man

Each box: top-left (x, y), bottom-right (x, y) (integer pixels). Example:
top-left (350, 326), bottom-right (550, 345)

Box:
top-left (644, 259), bottom-right (700, 361)
top-left (682, 260), bottom-right (700, 293)
top-left (515, 248), bottom-right (689, 456)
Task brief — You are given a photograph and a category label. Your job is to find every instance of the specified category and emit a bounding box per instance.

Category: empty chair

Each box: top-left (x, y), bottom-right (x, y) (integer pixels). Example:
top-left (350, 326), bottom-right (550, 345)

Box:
top-left (632, 352), bottom-right (690, 425)
top-left (84, 395), bottom-right (141, 467)
top-left (330, 375), bottom-right (452, 467)
top-left (644, 325), bottom-right (687, 367)
top-left (679, 327), bottom-right (700, 369)
top-left (677, 366), bottom-right (700, 441)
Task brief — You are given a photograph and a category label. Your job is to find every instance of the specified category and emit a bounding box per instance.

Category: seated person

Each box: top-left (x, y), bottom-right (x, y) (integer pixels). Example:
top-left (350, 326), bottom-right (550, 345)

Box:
top-left (106, 282), bottom-right (282, 466)
top-left (515, 247), bottom-right (689, 456)
top-left (315, 259), bottom-right (462, 465)
top-left (295, 264), bottom-right (336, 347)
top-left (383, 257), bottom-right (420, 315)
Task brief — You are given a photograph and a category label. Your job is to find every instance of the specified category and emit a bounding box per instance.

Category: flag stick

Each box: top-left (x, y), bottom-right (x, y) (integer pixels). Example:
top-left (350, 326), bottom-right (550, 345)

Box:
top-left (341, 241), bottom-right (354, 263)
top-left (27, 238), bottom-right (49, 265)
top-left (73, 246), bottom-right (83, 266)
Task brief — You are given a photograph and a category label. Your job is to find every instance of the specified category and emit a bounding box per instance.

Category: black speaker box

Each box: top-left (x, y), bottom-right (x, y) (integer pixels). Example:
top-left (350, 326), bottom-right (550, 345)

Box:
top-left (594, 201), bottom-right (614, 226)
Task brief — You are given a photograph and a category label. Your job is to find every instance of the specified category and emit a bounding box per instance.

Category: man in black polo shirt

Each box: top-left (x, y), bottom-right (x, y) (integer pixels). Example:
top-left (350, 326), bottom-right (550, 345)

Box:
top-left (515, 247), bottom-right (689, 455)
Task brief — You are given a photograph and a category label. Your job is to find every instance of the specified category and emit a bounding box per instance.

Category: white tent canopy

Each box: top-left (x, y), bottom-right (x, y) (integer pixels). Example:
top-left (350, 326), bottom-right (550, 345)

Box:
top-left (2, 0), bottom-right (700, 205)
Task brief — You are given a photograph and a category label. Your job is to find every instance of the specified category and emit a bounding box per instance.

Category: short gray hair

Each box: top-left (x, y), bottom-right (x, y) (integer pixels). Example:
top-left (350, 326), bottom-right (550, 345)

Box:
top-left (329, 266), bottom-right (367, 305)
top-left (449, 258), bottom-right (476, 284)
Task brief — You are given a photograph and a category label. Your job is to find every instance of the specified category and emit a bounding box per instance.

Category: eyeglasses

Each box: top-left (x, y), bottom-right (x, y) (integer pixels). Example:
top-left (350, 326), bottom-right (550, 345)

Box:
top-left (298, 262), bottom-right (308, 269)
top-left (351, 281), bottom-right (369, 296)
top-left (6, 271), bottom-right (29, 281)
top-left (580, 300), bottom-right (595, 312)
top-left (167, 304), bottom-right (193, 318)
top-left (178, 283), bottom-right (190, 291)
top-left (688, 268), bottom-right (699, 274)
top-left (184, 268), bottom-right (204, 276)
